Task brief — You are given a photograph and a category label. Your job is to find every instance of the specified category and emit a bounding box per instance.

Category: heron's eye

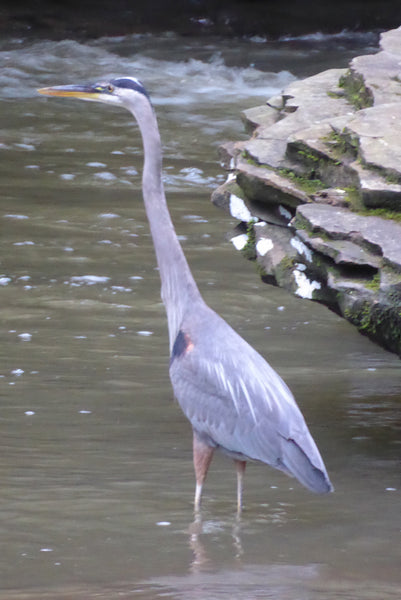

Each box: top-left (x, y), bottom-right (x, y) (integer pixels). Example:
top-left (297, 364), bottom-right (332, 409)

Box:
top-left (107, 84), bottom-right (114, 93)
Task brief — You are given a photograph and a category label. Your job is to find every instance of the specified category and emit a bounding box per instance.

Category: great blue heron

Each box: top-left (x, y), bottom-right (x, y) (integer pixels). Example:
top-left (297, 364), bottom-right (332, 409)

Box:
top-left (38, 77), bottom-right (333, 512)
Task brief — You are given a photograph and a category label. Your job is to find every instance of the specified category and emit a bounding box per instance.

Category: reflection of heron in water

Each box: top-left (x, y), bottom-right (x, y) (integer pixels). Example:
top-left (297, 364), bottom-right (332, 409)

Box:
top-left (38, 77), bottom-right (333, 513)
top-left (189, 515), bottom-right (243, 573)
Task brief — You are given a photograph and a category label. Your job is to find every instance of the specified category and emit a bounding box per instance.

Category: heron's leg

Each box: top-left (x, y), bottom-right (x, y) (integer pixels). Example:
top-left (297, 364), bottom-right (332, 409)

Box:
top-left (235, 460), bottom-right (246, 514)
top-left (193, 431), bottom-right (215, 513)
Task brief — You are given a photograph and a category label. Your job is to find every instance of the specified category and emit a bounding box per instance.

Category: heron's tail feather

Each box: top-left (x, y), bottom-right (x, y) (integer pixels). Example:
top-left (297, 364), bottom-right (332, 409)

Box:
top-left (281, 438), bottom-right (333, 494)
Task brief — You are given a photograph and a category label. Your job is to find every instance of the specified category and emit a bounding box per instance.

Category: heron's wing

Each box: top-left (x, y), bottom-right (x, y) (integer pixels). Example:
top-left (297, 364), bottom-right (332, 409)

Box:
top-left (169, 310), bottom-right (331, 493)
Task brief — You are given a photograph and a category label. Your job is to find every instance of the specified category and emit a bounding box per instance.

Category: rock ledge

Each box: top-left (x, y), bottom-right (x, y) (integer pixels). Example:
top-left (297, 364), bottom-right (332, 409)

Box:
top-left (212, 27), bottom-right (401, 356)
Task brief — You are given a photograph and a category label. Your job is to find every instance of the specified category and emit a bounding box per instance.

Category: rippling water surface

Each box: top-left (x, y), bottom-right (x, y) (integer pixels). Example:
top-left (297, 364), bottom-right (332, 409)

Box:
top-left (0, 32), bottom-right (400, 599)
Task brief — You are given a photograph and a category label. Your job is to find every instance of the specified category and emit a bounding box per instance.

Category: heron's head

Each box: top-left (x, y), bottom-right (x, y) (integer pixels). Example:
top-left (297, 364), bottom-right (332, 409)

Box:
top-left (38, 77), bottom-right (149, 110)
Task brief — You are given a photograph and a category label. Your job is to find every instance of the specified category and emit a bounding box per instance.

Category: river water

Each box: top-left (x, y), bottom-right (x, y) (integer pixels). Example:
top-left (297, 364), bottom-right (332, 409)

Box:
top-left (0, 31), bottom-right (400, 599)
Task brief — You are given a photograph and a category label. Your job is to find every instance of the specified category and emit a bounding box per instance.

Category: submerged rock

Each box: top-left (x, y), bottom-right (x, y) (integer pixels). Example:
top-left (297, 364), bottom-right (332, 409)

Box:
top-left (213, 26), bottom-right (401, 356)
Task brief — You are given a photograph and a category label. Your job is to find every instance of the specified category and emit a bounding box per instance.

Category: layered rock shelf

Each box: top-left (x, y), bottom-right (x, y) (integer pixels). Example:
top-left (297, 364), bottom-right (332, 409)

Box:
top-left (212, 27), bottom-right (401, 356)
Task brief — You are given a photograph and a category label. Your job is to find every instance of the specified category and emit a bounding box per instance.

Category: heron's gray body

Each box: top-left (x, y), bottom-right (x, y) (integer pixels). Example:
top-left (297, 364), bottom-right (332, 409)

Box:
top-left (136, 83), bottom-right (331, 495)
top-left (38, 77), bottom-right (333, 509)
top-left (169, 301), bottom-right (331, 494)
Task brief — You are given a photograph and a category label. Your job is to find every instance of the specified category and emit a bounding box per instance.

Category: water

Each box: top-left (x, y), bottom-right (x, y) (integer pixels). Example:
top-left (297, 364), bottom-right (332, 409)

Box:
top-left (0, 32), bottom-right (400, 599)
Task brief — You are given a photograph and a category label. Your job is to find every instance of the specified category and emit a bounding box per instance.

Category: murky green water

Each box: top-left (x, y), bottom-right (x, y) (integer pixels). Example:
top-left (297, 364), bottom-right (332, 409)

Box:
top-left (0, 32), bottom-right (400, 599)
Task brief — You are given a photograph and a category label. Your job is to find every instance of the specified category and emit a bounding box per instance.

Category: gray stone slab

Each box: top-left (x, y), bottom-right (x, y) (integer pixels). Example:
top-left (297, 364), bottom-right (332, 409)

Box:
top-left (253, 69), bottom-right (352, 145)
top-left (345, 104), bottom-right (401, 178)
top-left (350, 51), bottom-right (401, 106)
top-left (380, 26), bottom-right (401, 55)
top-left (266, 94), bottom-right (285, 109)
top-left (297, 229), bottom-right (382, 269)
top-left (287, 117), bottom-right (351, 162)
top-left (282, 68), bottom-right (351, 120)
top-left (217, 141), bottom-right (246, 170)
top-left (296, 203), bottom-right (401, 272)
top-left (243, 137), bottom-right (288, 169)
top-left (241, 104), bottom-right (280, 134)
top-left (349, 160), bottom-right (401, 209)
top-left (236, 157), bottom-right (310, 208)
top-left (254, 222), bottom-right (295, 269)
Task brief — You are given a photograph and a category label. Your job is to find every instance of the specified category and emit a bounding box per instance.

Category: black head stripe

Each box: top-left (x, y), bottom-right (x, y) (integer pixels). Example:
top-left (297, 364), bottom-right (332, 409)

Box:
top-left (110, 77), bottom-right (149, 99)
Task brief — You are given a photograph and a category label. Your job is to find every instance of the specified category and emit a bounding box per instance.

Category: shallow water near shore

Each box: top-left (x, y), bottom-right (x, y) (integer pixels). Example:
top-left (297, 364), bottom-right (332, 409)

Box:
top-left (0, 32), bottom-right (400, 599)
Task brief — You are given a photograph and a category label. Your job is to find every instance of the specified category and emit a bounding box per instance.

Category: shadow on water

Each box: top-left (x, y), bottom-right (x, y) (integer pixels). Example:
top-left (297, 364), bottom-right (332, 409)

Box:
top-left (0, 30), bottom-right (400, 600)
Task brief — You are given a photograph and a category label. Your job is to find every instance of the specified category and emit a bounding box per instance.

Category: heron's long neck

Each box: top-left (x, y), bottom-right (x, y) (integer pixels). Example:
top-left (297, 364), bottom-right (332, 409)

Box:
top-left (133, 99), bottom-right (201, 348)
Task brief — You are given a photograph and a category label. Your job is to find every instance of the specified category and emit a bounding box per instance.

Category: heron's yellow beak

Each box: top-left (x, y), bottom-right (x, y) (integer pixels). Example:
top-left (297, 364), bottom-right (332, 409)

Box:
top-left (37, 84), bottom-right (102, 100)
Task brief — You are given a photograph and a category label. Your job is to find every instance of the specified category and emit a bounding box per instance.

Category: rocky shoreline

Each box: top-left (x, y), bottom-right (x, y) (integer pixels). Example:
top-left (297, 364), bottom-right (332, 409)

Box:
top-left (212, 26), bottom-right (401, 357)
